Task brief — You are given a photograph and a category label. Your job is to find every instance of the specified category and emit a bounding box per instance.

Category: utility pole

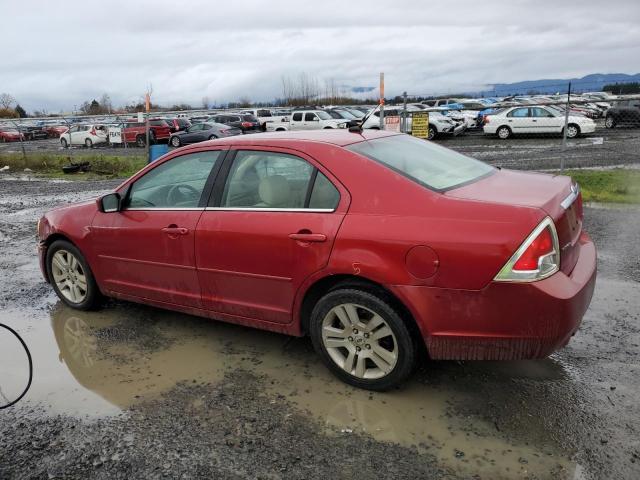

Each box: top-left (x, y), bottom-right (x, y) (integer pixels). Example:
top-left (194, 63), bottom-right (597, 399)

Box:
top-left (379, 72), bottom-right (385, 130)
top-left (561, 81), bottom-right (572, 171)
top-left (402, 91), bottom-right (408, 133)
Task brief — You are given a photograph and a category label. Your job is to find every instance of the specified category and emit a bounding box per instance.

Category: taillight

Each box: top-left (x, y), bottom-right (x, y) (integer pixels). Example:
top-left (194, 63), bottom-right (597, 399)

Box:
top-left (241, 121), bottom-right (252, 128)
top-left (483, 116), bottom-right (490, 124)
top-left (90, 127), bottom-right (96, 135)
top-left (494, 217), bottom-right (560, 282)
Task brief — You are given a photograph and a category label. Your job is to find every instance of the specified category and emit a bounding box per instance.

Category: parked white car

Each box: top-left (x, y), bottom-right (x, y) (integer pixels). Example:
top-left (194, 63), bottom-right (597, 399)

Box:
top-left (60, 124), bottom-right (108, 148)
top-left (483, 106), bottom-right (596, 139)
top-left (362, 108), bottom-right (465, 140)
top-left (266, 110), bottom-right (347, 131)
top-left (240, 108), bottom-right (289, 130)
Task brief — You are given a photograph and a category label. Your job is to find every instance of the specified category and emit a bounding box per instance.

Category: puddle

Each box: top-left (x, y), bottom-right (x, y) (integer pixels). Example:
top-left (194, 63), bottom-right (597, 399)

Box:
top-left (0, 301), bottom-right (584, 478)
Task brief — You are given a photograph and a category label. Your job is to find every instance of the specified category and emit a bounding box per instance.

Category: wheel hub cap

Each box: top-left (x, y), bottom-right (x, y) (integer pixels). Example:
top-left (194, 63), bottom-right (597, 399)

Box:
top-left (51, 250), bottom-right (88, 304)
top-left (321, 303), bottom-right (398, 380)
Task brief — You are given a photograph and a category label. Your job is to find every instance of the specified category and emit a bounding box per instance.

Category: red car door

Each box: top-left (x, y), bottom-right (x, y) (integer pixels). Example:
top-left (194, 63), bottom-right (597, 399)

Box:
top-left (195, 147), bottom-right (348, 324)
top-left (90, 149), bottom-right (226, 308)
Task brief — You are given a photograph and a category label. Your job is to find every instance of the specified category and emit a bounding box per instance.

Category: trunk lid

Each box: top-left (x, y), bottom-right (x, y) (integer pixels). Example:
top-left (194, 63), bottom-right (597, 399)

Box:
top-left (446, 169), bottom-right (583, 276)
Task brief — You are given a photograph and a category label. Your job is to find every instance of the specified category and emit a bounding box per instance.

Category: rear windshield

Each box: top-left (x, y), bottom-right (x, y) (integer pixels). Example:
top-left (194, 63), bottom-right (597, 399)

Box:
top-left (150, 120), bottom-right (168, 127)
top-left (347, 135), bottom-right (494, 191)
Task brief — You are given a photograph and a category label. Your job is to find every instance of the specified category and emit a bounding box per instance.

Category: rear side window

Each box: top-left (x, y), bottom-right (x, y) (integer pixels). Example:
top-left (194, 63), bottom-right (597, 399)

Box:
top-left (150, 120), bottom-right (168, 127)
top-left (347, 135), bottom-right (494, 191)
top-left (292, 113), bottom-right (303, 121)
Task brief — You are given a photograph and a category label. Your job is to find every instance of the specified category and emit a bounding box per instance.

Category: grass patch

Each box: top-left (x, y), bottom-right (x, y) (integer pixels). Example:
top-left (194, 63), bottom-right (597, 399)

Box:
top-left (563, 168), bottom-right (640, 204)
top-left (0, 152), bottom-right (146, 179)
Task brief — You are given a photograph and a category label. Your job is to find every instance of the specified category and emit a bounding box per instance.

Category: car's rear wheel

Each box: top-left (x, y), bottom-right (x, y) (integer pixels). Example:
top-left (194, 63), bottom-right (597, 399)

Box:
top-left (565, 124), bottom-right (580, 138)
top-left (60, 138), bottom-right (68, 148)
top-left (170, 136), bottom-right (181, 147)
top-left (85, 138), bottom-right (93, 148)
top-left (136, 135), bottom-right (146, 148)
top-left (310, 288), bottom-right (416, 391)
top-left (208, 134), bottom-right (218, 140)
top-left (497, 125), bottom-right (512, 139)
top-left (605, 116), bottom-right (616, 129)
top-left (46, 240), bottom-right (101, 310)
top-left (427, 125), bottom-right (437, 140)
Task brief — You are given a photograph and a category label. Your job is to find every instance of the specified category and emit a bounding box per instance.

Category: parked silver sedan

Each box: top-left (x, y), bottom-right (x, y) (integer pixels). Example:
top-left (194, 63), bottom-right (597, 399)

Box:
top-left (169, 122), bottom-right (242, 147)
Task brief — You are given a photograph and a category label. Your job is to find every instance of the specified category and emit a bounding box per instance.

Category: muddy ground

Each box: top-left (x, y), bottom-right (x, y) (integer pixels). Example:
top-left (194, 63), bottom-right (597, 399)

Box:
top-left (0, 177), bottom-right (639, 479)
top-left (2, 124), bottom-right (639, 172)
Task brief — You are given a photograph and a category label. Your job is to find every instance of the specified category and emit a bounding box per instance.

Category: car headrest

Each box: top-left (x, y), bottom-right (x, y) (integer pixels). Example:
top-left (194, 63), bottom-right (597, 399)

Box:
top-left (258, 175), bottom-right (290, 207)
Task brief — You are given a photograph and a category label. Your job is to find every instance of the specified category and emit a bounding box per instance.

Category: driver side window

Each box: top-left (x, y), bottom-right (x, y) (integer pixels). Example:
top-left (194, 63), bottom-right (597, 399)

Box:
top-left (126, 151), bottom-right (222, 209)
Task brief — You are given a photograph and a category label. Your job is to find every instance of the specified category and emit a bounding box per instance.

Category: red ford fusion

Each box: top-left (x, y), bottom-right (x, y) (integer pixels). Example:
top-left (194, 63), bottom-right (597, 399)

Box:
top-left (37, 130), bottom-right (596, 390)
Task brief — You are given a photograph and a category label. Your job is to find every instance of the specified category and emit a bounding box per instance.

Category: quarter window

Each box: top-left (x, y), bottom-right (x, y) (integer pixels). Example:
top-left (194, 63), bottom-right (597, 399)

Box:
top-left (126, 151), bottom-right (222, 209)
top-left (308, 172), bottom-right (340, 210)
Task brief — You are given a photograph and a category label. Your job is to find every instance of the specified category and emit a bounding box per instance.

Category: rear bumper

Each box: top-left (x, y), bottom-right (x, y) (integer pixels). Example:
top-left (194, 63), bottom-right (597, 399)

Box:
top-left (390, 232), bottom-right (597, 360)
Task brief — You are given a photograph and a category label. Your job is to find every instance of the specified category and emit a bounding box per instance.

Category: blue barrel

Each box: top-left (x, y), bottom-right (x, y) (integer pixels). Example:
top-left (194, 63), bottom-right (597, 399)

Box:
top-left (149, 144), bottom-right (169, 163)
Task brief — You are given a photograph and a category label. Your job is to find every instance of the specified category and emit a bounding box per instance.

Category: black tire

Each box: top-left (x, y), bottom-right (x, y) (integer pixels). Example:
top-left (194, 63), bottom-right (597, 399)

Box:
top-left (276, 128), bottom-right (286, 131)
top-left (497, 125), bottom-right (512, 139)
top-left (323, 126), bottom-right (333, 129)
top-left (565, 123), bottom-right (580, 139)
top-left (309, 288), bottom-right (417, 391)
top-left (149, 130), bottom-right (156, 144)
top-left (85, 138), bottom-right (93, 148)
top-left (170, 136), bottom-right (181, 147)
top-left (208, 134), bottom-right (218, 140)
top-left (136, 135), bottom-right (146, 148)
top-left (60, 138), bottom-right (68, 148)
top-left (605, 115), bottom-right (616, 129)
top-left (46, 240), bottom-right (102, 310)
top-left (427, 125), bottom-right (437, 140)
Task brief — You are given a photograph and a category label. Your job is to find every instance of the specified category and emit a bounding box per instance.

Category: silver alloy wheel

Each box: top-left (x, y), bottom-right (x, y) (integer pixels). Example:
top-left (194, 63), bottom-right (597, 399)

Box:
top-left (605, 117), bottom-right (614, 128)
top-left (51, 250), bottom-right (88, 304)
top-left (321, 303), bottom-right (398, 380)
top-left (566, 125), bottom-right (578, 138)
top-left (171, 136), bottom-right (180, 147)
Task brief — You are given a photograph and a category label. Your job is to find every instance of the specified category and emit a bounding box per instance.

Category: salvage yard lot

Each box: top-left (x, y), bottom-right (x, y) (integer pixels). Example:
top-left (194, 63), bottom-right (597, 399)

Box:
top-left (0, 177), bottom-right (638, 479)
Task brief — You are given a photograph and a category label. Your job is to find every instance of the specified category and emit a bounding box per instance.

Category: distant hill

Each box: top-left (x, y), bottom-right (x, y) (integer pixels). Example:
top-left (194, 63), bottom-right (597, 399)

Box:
top-left (482, 73), bottom-right (640, 96)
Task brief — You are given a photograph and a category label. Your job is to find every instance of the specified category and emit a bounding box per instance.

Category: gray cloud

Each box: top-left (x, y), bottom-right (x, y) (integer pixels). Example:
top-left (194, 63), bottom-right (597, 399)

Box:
top-left (2, 0), bottom-right (639, 111)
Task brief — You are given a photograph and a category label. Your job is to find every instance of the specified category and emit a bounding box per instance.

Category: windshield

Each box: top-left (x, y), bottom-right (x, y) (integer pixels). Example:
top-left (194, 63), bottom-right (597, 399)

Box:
top-left (315, 111), bottom-right (332, 120)
top-left (347, 135), bottom-right (494, 191)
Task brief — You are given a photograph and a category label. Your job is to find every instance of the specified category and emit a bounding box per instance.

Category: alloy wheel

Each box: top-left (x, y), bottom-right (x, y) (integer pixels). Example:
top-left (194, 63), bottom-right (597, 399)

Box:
top-left (321, 303), bottom-right (398, 380)
top-left (51, 250), bottom-right (88, 304)
top-left (567, 126), bottom-right (578, 138)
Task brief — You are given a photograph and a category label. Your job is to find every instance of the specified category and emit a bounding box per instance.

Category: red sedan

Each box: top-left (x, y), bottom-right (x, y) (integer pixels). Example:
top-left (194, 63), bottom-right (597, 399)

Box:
top-left (37, 130), bottom-right (596, 390)
top-left (0, 127), bottom-right (25, 142)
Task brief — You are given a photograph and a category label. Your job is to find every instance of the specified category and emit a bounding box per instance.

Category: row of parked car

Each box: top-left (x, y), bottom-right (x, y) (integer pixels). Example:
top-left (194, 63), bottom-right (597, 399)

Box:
top-left (1, 92), bottom-right (638, 146)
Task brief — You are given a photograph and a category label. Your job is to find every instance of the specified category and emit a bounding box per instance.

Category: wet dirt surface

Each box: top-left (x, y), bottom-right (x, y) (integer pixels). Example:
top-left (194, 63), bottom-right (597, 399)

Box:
top-left (0, 178), bottom-right (639, 479)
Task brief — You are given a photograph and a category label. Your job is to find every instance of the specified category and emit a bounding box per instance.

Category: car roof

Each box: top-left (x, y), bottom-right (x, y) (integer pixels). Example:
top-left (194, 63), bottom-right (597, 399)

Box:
top-left (179, 129), bottom-right (400, 150)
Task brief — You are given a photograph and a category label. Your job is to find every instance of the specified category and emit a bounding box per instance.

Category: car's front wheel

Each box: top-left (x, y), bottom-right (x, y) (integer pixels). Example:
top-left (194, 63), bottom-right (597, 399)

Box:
top-left (208, 134), bottom-right (218, 140)
top-left (46, 240), bottom-right (101, 310)
top-left (136, 135), bottom-right (146, 148)
top-left (427, 125), bottom-right (437, 140)
top-left (310, 288), bottom-right (416, 391)
top-left (497, 125), bottom-right (512, 139)
top-left (565, 124), bottom-right (580, 138)
top-left (60, 138), bottom-right (68, 148)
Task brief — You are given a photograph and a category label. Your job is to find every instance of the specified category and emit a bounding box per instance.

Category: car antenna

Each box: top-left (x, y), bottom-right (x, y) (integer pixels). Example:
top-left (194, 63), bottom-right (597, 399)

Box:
top-left (349, 104), bottom-right (380, 133)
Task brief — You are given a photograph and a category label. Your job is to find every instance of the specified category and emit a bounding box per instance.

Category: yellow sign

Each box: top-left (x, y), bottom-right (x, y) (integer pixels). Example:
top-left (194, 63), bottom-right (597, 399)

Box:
top-left (411, 112), bottom-right (429, 139)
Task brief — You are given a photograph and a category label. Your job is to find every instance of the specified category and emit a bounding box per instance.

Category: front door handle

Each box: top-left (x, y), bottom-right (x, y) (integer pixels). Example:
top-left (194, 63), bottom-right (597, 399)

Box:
top-left (162, 226), bottom-right (189, 235)
top-left (289, 232), bottom-right (327, 243)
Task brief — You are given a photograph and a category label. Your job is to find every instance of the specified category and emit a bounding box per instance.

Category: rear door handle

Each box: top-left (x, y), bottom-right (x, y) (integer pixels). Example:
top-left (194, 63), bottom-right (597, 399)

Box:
top-left (289, 233), bottom-right (327, 243)
top-left (162, 226), bottom-right (189, 235)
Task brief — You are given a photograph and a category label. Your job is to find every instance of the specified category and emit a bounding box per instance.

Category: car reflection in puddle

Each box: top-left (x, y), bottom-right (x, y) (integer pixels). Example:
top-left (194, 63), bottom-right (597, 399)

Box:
top-left (51, 303), bottom-right (581, 479)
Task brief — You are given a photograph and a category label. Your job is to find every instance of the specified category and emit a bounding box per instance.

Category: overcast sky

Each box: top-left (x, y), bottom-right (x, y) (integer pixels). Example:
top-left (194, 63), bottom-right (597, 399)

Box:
top-left (2, 0), bottom-right (639, 112)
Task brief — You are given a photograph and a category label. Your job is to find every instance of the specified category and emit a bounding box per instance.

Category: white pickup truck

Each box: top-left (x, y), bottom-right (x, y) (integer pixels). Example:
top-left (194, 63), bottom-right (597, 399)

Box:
top-left (240, 109), bottom-right (289, 131)
top-left (266, 110), bottom-right (348, 131)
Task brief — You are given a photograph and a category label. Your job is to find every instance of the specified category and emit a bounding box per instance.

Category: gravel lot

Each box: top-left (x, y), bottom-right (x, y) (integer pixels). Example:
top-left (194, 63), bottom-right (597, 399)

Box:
top-left (1, 124), bottom-right (639, 171)
top-left (0, 176), bottom-right (639, 479)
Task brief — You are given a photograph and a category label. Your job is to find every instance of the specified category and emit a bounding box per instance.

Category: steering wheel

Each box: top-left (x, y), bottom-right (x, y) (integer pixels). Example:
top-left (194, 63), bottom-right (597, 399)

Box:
top-left (167, 184), bottom-right (200, 205)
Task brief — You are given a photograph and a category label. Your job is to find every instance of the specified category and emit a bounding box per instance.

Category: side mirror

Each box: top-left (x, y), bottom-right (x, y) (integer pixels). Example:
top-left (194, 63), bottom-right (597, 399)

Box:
top-left (99, 193), bottom-right (121, 213)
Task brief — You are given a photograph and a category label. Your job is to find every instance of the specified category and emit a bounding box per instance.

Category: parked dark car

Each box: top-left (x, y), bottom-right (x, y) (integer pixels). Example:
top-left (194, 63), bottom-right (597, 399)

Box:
top-left (605, 100), bottom-right (640, 128)
top-left (18, 125), bottom-right (49, 140)
top-left (169, 122), bottom-right (241, 147)
top-left (164, 117), bottom-right (192, 133)
top-left (211, 114), bottom-right (261, 133)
